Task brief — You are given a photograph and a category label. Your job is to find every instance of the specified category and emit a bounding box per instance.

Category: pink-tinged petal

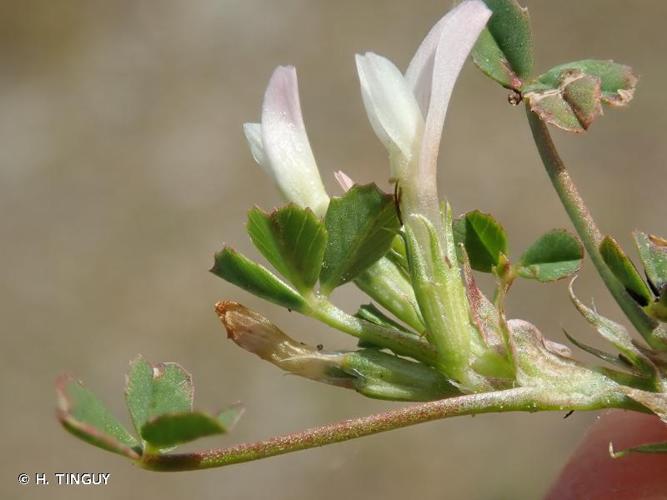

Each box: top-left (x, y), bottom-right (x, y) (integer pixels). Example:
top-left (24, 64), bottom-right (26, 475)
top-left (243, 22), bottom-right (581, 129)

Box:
top-left (408, 1), bottom-right (491, 218)
top-left (334, 170), bottom-right (355, 192)
top-left (261, 66), bottom-right (329, 217)
top-left (356, 53), bottom-right (424, 178)
top-left (404, 13), bottom-right (447, 115)
top-left (405, 0), bottom-right (491, 117)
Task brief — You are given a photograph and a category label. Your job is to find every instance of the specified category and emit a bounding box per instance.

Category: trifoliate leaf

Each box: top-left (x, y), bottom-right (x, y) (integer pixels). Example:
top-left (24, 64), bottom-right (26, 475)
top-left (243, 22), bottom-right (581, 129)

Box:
top-left (524, 60), bottom-right (637, 133)
top-left (537, 60), bottom-right (638, 107)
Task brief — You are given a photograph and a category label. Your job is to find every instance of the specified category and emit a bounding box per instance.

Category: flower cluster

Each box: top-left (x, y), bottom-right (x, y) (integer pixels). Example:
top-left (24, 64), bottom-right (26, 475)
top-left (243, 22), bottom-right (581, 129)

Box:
top-left (243, 0), bottom-right (491, 225)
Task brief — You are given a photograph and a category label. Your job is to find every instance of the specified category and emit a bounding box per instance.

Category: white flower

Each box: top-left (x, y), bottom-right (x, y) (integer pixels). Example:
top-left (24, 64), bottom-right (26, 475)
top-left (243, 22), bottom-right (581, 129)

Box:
top-left (243, 66), bottom-right (329, 218)
top-left (356, 0), bottom-right (491, 204)
top-left (356, 53), bottom-right (424, 179)
top-left (244, 0), bottom-right (491, 223)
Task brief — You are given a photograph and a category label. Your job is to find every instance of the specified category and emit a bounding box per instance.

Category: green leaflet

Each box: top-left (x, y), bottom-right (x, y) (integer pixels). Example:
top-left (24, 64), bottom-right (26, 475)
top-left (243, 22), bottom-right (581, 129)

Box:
top-left (517, 229), bottom-right (583, 282)
top-left (247, 205), bottom-right (327, 293)
top-left (125, 356), bottom-right (193, 443)
top-left (211, 247), bottom-right (307, 312)
top-left (320, 184), bottom-right (400, 294)
top-left (453, 210), bottom-right (508, 273)
top-left (56, 375), bottom-right (140, 459)
top-left (600, 236), bottom-right (653, 306)
top-left (472, 0), bottom-right (533, 88)
top-left (140, 411), bottom-right (236, 449)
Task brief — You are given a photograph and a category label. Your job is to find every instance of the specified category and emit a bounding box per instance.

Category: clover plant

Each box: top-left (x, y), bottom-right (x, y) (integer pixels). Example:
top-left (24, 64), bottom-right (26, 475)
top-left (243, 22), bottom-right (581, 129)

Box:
top-left (57, 0), bottom-right (667, 471)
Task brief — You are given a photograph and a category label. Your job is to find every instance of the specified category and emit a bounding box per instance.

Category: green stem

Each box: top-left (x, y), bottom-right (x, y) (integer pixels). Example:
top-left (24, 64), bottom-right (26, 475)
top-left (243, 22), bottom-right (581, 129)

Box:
top-left (525, 107), bottom-right (664, 349)
top-left (139, 387), bottom-right (643, 471)
top-left (309, 298), bottom-right (437, 365)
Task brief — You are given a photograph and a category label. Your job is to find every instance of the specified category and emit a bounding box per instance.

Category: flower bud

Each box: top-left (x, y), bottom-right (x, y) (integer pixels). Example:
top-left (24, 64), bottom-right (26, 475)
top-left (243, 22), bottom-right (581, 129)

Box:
top-left (216, 301), bottom-right (461, 401)
top-left (216, 301), bottom-right (353, 387)
top-left (355, 52), bottom-right (424, 180)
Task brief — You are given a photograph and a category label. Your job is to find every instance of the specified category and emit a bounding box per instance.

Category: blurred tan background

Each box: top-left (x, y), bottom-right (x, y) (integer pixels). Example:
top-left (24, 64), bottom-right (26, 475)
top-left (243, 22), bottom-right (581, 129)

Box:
top-left (2, 1), bottom-right (666, 499)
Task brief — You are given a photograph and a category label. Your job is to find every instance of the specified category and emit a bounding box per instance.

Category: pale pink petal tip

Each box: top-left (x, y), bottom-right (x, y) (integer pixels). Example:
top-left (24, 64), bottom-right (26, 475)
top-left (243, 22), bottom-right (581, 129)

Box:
top-left (334, 170), bottom-right (355, 192)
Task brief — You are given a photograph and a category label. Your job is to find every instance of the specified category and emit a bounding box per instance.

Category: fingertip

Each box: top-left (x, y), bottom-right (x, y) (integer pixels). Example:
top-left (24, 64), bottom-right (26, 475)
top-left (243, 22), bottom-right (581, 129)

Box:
top-left (546, 410), bottom-right (667, 499)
